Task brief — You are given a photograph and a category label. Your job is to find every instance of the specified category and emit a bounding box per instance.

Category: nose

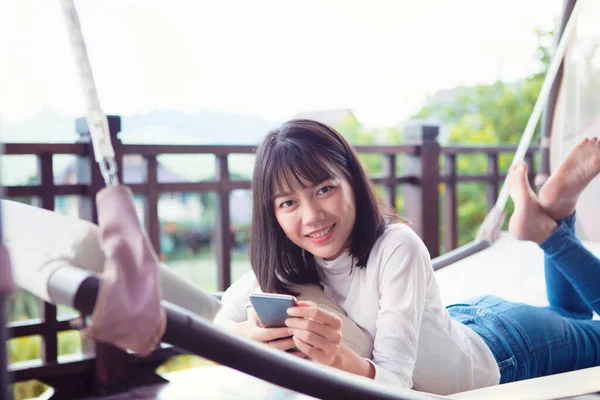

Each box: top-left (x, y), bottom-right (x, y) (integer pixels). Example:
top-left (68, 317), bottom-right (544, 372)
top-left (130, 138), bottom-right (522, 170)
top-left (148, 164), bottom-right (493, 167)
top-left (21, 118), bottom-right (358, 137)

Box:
top-left (302, 200), bottom-right (325, 226)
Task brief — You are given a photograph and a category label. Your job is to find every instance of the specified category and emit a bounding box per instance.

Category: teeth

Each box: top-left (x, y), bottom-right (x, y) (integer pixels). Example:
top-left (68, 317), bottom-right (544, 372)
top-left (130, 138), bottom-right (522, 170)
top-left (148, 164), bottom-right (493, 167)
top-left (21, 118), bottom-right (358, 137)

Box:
top-left (308, 225), bottom-right (333, 239)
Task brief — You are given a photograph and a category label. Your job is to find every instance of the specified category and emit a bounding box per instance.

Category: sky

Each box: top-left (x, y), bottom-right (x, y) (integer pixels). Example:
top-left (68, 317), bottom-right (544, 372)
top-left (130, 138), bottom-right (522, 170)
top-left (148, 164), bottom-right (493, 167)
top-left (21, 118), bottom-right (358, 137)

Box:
top-left (0, 0), bottom-right (562, 128)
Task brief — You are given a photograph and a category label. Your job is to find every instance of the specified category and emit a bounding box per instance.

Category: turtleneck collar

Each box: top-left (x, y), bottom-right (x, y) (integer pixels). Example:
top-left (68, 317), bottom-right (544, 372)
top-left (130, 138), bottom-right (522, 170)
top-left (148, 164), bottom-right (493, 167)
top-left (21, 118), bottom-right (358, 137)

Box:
top-left (315, 249), bottom-right (354, 275)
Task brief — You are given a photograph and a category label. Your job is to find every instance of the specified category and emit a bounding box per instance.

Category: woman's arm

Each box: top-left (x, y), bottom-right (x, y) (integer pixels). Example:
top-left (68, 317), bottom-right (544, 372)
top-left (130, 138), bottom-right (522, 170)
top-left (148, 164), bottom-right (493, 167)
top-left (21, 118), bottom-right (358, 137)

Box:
top-left (285, 301), bottom-right (375, 378)
top-left (213, 270), bottom-right (257, 327)
top-left (285, 301), bottom-right (375, 377)
top-left (368, 227), bottom-right (431, 388)
top-left (284, 228), bottom-right (431, 387)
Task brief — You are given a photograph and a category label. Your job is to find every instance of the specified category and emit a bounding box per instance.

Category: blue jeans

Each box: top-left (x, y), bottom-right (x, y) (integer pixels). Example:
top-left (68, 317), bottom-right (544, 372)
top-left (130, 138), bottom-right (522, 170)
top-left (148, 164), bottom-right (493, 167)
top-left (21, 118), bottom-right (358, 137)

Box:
top-left (447, 214), bottom-right (600, 383)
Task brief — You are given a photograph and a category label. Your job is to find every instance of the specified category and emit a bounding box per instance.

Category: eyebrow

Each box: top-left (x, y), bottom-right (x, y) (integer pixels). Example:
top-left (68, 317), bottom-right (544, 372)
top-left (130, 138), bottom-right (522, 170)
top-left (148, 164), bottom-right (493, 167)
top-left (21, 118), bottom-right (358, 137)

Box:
top-left (273, 179), bottom-right (330, 200)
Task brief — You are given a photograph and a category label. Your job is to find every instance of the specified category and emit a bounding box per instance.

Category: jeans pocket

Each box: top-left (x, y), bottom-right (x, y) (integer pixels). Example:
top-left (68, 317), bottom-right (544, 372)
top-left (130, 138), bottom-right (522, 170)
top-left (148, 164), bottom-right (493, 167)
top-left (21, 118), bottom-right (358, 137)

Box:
top-left (503, 307), bottom-right (570, 356)
top-left (453, 314), bottom-right (476, 324)
top-left (497, 356), bottom-right (518, 384)
top-left (447, 307), bottom-right (477, 325)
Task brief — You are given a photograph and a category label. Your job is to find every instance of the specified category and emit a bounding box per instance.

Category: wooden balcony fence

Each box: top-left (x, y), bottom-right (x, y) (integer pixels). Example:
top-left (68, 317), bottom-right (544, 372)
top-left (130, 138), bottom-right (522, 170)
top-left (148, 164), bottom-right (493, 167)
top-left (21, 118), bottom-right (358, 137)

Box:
top-left (3, 115), bottom-right (538, 398)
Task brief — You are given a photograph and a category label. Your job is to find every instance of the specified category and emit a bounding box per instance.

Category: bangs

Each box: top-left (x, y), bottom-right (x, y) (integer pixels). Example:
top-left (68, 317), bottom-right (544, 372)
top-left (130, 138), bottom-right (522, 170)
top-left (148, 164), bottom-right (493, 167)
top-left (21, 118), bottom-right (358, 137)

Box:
top-left (269, 141), bottom-right (339, 199)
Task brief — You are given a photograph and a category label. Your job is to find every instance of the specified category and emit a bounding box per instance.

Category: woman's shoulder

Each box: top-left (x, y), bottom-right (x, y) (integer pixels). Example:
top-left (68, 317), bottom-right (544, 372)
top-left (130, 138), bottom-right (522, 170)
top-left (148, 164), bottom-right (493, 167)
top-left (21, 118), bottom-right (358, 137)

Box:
top-left (370, 223), bottom-right (433, 278)
top-left (370, 223), bottom-right (431, 263)
top-left (378, 223), bottom-right (428, 251)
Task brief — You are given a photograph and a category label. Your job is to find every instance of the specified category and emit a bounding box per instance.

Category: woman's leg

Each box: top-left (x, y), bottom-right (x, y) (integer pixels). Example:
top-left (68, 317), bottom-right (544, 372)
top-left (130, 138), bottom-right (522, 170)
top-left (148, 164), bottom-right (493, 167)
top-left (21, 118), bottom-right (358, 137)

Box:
top-left (537, 138), bottom-right (600, 316)
top-left (452, 296), bottom-right (600, 383)
top-left (543, 213), bottom-right (593, 319)
top-left (539, 214), bottom-right (600, 315)
top-left (507, 161), bottom-right (600, 316)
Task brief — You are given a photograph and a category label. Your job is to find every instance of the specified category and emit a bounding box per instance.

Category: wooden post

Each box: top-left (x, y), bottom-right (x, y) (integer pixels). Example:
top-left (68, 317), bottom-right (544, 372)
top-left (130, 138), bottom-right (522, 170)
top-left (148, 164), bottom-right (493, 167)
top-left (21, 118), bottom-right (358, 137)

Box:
top-left (402, 123), bottom-right (441, 257)
top-left (486, 153), bottom-right (499, 211)
top-left (146, 156), bottom-right (161, 254)
top-left (444, 154), bottom-right (458, 252)
top-left (38, 154), bottom-right (59, 365)
top-left (383, 154), bottom-right (397, 210)
top-left (216, 155), bottom-right (232, 290)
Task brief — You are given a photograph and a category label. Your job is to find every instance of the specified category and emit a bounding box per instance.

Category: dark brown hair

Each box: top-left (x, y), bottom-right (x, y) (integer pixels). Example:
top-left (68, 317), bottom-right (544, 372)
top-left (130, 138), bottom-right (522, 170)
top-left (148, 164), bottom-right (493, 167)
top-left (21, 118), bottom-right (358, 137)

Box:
top-left (250, 119), bottom-right (402, 294)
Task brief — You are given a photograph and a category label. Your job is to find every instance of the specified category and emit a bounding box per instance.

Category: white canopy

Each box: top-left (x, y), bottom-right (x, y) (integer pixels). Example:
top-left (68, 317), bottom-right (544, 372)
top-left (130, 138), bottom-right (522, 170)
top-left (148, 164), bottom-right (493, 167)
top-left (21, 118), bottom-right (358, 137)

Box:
top-left (551, 0), bottom-right (600, 241)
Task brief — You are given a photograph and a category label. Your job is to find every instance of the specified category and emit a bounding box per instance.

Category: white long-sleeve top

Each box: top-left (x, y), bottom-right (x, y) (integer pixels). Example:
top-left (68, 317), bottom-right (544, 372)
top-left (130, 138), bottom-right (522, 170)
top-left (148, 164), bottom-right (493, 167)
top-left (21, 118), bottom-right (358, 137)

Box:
top-left (215, 224), bottom-right (500, 395)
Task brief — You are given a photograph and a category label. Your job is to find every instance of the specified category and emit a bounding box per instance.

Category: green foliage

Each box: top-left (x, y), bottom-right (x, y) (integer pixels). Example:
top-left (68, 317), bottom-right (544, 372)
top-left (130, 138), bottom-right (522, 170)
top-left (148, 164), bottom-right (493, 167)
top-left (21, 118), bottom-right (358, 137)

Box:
top-left (414, 28), bottom-right (554, 247)
top-left (7, 289), bottom-right (82, 399)
top-left (334, 114), bottom-right (405, 211)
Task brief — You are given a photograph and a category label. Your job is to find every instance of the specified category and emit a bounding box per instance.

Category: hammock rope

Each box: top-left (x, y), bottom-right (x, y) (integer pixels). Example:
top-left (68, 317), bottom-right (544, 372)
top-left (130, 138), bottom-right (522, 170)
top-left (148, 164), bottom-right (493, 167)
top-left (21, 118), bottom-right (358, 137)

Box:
top-left (59, 0), bottom-right (119, 188)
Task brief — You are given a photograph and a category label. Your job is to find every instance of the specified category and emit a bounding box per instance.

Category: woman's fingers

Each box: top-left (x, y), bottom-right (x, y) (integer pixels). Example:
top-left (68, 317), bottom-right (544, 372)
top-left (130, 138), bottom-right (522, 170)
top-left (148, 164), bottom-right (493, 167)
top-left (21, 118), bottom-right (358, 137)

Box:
top-left (287, 350), bottom-right (309, 359)
top-left (266, 337), bottom-right (296, 352)
top-left (285, 303), bottom-right (343, 365)
top-left (245, 307), bottom-right (293, 343)
top-left (292, 335), bottom-right (334, 365)
top-left (285, 317), bottom-right (342, 344)
top-left (251, 326), bottom-right (292, 343)
top-left (289, 327), bottom-right (338, 351)
top-left (287, 304), bottom-right (342, 329)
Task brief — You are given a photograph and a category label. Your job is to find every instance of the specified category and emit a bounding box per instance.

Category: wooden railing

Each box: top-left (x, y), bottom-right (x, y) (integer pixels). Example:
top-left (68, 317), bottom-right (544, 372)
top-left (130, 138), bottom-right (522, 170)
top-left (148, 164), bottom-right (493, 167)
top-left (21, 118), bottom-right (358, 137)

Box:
top-left (3, 115), bottom-right (538, 398)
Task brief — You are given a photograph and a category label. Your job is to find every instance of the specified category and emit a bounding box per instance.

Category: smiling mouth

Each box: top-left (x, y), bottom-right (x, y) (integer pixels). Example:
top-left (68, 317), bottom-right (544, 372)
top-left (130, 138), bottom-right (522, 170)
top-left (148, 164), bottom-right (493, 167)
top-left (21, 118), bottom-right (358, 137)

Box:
top-left (306, 224), bottom-right (335, 239)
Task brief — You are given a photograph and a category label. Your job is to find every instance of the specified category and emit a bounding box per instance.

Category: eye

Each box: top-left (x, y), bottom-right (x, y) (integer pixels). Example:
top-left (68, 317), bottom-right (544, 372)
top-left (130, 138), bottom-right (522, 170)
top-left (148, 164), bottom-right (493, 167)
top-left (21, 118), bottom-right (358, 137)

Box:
top-left (317, 185), bottom-right (334, 195)
top-left (279, 200), bottom-right (295, 208)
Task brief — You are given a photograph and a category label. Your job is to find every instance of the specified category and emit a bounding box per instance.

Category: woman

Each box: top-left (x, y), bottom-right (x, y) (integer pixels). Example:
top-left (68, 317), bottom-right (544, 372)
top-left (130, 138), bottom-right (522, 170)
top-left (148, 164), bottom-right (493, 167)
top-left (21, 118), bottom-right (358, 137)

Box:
top-left (214, 120), bottom-right (600, 395)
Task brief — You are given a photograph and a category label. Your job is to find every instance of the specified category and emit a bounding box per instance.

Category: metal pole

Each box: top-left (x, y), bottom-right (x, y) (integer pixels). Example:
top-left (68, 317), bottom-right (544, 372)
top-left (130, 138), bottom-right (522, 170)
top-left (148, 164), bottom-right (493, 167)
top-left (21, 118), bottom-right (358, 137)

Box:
top-left (538, 0), bottom-right (578, 185)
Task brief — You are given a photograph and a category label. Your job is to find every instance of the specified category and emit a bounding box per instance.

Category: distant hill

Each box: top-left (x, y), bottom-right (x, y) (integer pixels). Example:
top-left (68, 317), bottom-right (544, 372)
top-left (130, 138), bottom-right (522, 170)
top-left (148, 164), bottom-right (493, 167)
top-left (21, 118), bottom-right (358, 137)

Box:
top-left (1, 110), bottom-right (79, 143)
top-left (122, 110), bottom-right (281, 145)
top-left (0, 109), bottom-right (281, 186)
top-left (1, 109), bottom-right (281, 144)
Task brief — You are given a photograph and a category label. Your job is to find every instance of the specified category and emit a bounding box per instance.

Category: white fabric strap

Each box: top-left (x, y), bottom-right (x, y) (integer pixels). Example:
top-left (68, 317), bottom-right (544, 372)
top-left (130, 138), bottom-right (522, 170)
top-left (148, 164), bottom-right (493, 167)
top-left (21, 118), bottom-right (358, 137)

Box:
top-left (59, 0), bottom-right (118, 187)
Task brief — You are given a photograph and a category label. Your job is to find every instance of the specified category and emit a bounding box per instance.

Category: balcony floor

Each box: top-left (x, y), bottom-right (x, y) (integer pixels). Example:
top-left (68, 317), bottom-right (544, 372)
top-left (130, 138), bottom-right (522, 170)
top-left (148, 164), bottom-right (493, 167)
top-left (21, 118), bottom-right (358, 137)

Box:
top-left (78, 364), bottom-right (600, 400)
top-left (81, 365), bottom-right (316, 399)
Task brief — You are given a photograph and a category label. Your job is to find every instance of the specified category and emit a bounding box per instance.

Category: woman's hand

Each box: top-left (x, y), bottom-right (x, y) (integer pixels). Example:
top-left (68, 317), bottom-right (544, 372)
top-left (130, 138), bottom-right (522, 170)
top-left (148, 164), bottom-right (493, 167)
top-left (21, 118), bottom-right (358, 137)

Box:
top-left (236, 307), bottom-right (306, 358)
top-left (285, 301), bottom-right (344, 366)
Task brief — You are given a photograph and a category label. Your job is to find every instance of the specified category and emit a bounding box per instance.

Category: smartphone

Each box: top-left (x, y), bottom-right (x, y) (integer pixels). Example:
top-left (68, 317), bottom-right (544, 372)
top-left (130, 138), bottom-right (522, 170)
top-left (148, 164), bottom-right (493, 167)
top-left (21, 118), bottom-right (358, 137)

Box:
top-left (249, 293), bottom-right (298, 328)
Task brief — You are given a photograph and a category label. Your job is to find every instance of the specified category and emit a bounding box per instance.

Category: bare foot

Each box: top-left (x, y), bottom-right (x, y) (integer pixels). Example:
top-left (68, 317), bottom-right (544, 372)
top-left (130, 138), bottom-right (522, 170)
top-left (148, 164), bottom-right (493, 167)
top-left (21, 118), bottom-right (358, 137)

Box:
top-left (539, 137), bottom-right (600, 220)
top-left (508, 162), bottom-right (558, 244)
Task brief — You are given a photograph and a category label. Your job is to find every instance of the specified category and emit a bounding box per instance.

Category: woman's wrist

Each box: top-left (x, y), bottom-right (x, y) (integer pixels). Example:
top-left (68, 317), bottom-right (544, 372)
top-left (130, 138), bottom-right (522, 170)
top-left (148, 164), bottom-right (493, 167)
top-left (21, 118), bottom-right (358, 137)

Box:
top-left (232, 320), bottom-right (250, 337)
top-left (332, 343), bottom-right (375, 379)
top-left (215, 318), bottom-right (249, 337)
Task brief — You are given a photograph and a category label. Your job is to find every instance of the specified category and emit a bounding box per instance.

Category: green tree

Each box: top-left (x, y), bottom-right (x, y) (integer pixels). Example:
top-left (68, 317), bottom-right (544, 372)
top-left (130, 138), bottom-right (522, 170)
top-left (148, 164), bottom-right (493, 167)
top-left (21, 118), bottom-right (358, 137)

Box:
top-left (335, 115), bottom-right (404, 211)
top-left (414, 28), bottom-right (554, 247)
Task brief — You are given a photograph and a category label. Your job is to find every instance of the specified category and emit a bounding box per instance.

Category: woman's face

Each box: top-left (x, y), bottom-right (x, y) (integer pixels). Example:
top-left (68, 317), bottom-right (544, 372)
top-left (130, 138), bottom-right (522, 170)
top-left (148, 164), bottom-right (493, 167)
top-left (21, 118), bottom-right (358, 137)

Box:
top-left (273, 168), bottom-right (356, 260)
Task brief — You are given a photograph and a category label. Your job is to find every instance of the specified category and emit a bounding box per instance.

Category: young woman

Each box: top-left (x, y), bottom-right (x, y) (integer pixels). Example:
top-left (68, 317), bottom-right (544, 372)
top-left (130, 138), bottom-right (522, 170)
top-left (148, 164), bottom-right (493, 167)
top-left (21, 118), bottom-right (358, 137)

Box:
top-left (214, 120), bottom-right (600, 395)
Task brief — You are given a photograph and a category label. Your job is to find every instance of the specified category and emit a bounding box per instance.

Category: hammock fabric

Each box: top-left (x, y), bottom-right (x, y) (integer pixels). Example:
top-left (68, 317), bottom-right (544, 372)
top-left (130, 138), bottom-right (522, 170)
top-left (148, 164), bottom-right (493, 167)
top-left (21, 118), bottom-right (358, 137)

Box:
top-left (83, 185), bottom-right (166, 356)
